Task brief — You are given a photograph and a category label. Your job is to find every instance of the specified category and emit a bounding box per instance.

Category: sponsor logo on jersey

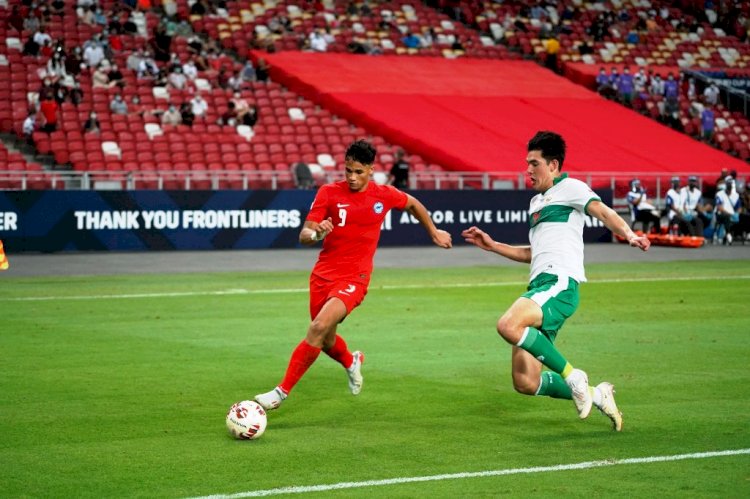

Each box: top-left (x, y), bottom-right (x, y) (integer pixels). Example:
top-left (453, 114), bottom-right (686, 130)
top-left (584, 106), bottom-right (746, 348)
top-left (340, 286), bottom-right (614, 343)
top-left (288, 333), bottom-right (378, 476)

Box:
top-left (337, 203), bottom-right (350, 208)
top-left (373, 201), bottom-right (384, 214)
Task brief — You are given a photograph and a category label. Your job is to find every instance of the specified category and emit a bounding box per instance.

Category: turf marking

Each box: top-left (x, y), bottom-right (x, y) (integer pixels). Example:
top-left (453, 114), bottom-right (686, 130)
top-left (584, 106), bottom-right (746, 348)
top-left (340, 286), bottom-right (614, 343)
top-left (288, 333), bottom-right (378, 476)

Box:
top-left (4, 275), bottom-right (750, 302)
top-left (190, 448), bottom-right (750, 498)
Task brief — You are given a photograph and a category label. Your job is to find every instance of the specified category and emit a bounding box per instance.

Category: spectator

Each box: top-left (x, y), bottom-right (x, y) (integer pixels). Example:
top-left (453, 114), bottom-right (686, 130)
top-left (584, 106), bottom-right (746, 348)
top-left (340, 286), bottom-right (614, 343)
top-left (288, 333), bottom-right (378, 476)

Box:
top-left (108, 64), bottom-right (124, 88)
top-left (618, 67), bottom-right (634, 106)
top-left (595, 67), bottom-right (612, 97)
top-left (293, 162), bottom-right (315, 189)
top-left (190, 94), bottom-right (208, 119)
top-left (577, 38), bottom-right (593, 55)
top-left (627, 179), bottom-right (661, 233)
top-left (665, 176), bottom-right (687, 234)
top-left (22, 33), bottom-right (40, 57)
top-left (39, 95), bottom-right (59, 133)
top-left (129, 95), bottom-right (147, 118)
top-left (231, 91), bottom-right (249, 117)
top-left (82, 111), bottom-right (101, 134)
top-left (703, 83), bottom-right (720, 106)
top-left (69, 82), bottom-right (84, 106)
top-left (182, 59), bottom-right (198, 81)
top-left (649, 74), bottom-right (664, 96)
top-left (127, 48), bottom-right (144, 72)
top-left (153, 69), bottom-right (169, 88)
top-left (240, 60), bottom-right (256, 83)
top-left (242, 104), bottom-right (259, 127)
top-left (218, 101), bottom-right (237, 126)
top-left (543, 36), bottom-right (560, 72)
top-left (216, 67), bottom-right (230, 89)
top-left (109, 26), bottom-right (124, 53)
top-left (701, 106), bottom-right (715, 142)
top-left (167, 66), bottom-right (187, 89)
top-left (110, 94), bottom-right (128, 115)
top-left (161, 104), bottom-right (182, 126)
top-left (388, 149), bottom-right (409, 188)
top-left (33, 27), bottom-right (52, 49)
top-left (46, 52), bottom-right (67, 82)
top-left (8, 5), bottom-right (24, 32)
top-left (402, 32), bottom-right (421, 49)
top-left (137, 52), bottom-right (159, 79)
top-left (24, 12), bottom-right (41, 34)
top-left (52, 81), bottom-right (68, 104)
top-left (309, 29), bottom-right (328, 52)
top-left (420, 27), bottom-right (436, 47)
top-left (78, 5), bottom-right (95, 25)
top-left (680, 175), bottom-right (709, 236)
top-left (82, 39), bottom-right (105, 69)
top-left (227, 70), bottom-right (243, 92)
top-left (152, 24), bottom-right (172, 62)
top-left (347, 38), bottom-right (377, 55)
top-left (714, 177), bottom-right (741, 244)
top-left (663, 73), bottom-right (679, 112)
top-left (65, 47), bottom-right (83, 76)
top-left (93, 7), bottom-right (107, 26)
top-left (51, 0), bottom-right (65, 17)
top-left (92, 64), bottom-right (112, 88)
top-left (256, 58), bottom-right (270, 82)
top-left (180, 102), bottom-right (194, 126)
top-left (22, 110), bottom-right (37, 144)
top-left (687, 78), bottom-right (697, 101)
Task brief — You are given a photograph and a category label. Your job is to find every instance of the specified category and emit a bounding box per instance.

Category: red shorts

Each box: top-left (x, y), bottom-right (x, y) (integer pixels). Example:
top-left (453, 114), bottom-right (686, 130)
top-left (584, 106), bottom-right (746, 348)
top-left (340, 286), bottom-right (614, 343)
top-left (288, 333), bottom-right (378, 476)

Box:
top-left (309, 273), bottom-right (369, 319)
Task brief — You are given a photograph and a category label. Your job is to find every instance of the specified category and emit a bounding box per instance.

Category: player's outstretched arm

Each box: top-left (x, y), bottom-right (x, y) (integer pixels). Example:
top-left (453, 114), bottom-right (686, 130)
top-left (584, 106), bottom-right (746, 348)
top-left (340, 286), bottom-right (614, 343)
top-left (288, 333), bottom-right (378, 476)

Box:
top-left (299, 217), bottom-right (334, 246)
top-left (404, 194), bottom-right (452, 248)
top-left (587, 200), bottom-right (650, 251)
top-left (461, 226), bottom-right (531, 263)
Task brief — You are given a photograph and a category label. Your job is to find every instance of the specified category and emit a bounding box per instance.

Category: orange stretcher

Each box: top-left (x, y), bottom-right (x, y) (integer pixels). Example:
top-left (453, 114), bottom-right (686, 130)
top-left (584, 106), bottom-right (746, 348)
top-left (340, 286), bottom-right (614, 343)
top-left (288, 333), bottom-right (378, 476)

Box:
top-left (615, 230), bottom-right (704, 248)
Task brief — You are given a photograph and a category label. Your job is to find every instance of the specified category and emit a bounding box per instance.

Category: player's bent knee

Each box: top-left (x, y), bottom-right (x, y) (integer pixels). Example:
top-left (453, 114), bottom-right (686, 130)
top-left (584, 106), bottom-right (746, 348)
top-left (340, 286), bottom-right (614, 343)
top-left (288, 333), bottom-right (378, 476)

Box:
top-left (496, 315), bottom-right (521, 344)
top-left (306, 318), bottom-right (333, 346)
top-left (512, 375), bottom-right (538, 395)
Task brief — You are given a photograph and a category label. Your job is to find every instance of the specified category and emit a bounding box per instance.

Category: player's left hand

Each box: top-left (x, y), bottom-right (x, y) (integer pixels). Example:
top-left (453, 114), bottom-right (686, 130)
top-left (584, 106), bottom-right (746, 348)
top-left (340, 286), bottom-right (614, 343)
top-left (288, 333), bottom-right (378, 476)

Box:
top-left (629, 234), bottom-right (651, 251)
top-left (432, 229), bottom-right (452, 248)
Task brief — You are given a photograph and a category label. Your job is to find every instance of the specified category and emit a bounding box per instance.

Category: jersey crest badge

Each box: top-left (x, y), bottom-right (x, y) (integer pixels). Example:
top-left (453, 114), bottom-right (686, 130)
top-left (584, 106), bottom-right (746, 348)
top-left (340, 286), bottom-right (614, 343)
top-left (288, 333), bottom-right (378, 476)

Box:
top-left (373, 201), bottom-right (384, 214)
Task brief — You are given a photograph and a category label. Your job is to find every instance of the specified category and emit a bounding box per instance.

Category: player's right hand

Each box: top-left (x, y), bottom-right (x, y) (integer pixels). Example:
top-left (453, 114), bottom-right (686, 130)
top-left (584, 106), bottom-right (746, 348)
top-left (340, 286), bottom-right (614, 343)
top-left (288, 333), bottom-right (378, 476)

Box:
top-left (316, 217), bottom-right (334, 239)
top-left (432, 229), bottom-right (452, 249)
top-left (461, 226), bottom-right (495, 251)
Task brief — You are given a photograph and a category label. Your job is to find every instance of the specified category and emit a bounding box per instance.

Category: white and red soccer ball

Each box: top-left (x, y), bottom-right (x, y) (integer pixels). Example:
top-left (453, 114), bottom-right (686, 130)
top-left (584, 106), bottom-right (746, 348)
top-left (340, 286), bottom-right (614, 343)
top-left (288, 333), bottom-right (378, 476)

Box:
top-left (226, 400), bottom-right (267, 440)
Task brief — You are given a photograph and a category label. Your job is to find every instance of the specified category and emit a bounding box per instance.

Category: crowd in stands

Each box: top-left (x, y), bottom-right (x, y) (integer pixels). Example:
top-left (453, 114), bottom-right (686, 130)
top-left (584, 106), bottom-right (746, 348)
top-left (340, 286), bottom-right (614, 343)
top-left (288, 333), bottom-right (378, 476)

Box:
top-left (0, 0), bottom-right (749, 206)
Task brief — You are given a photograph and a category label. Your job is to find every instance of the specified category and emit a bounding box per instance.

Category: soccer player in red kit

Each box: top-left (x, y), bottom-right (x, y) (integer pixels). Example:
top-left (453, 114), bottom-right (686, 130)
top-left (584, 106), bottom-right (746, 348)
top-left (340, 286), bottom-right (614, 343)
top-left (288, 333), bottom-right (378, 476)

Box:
top-left (255, 140), bottom-right (452, 410)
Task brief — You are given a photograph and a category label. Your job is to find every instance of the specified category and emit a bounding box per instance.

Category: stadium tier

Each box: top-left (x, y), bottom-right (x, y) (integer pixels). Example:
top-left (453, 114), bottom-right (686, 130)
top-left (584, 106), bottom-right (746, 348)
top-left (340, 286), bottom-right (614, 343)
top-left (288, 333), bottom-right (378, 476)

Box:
top-left (260, 51), bottom-right (748, 190)
top-left (0, 0), bottom-right (748, 193)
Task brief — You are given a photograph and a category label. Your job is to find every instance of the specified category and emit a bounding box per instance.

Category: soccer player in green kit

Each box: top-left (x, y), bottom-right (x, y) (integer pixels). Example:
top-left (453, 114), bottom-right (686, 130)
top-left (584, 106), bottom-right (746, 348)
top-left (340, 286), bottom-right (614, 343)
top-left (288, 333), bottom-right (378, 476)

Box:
top-left (462, 131), bottom-right (650, 431)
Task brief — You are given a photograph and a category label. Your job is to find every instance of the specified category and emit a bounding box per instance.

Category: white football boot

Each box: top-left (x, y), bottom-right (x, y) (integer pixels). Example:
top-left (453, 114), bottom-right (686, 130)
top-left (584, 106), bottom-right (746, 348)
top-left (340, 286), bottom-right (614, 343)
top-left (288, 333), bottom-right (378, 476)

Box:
top-left (565, 368), bottom-right (593, 419)
top-left (346, 351), bottom-right (365, 395)
top-left (595, 382), bottom-right (623, 431)
top-left (254, 386), bottom-right (287, 411)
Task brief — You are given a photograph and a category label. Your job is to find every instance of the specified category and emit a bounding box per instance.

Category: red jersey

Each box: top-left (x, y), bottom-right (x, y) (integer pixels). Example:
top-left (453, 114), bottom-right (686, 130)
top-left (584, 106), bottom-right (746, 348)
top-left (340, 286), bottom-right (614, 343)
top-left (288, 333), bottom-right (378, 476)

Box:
top-left (39, 100), bottom-right (58, 125)
top-left (306, 180), bottom-right (408, 282)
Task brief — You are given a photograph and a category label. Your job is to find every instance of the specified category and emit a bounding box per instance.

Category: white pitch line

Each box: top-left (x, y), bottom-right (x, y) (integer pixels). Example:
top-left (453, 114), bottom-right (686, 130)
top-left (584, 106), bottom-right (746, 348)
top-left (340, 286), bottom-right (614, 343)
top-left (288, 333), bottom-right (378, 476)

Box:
top-left (189, 448), bottom-right (750, 498)
top-left (3, 275), bottom-right (750, 302)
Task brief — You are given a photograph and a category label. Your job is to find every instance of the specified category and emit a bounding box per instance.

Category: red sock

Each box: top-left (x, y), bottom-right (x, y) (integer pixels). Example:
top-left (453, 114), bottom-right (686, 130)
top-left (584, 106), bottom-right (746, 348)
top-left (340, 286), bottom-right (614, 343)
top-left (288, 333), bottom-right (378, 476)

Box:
top-left (279, 340), bottom-right (321, 394)
top-left (324, 334), bottom-right (354, 369)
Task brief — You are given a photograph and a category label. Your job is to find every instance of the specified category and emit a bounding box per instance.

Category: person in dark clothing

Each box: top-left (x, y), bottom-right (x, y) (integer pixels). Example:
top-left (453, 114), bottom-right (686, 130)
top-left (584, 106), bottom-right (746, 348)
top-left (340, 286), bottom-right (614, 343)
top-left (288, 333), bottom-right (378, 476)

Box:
top-left (388, 149), bottom-right (409, 189)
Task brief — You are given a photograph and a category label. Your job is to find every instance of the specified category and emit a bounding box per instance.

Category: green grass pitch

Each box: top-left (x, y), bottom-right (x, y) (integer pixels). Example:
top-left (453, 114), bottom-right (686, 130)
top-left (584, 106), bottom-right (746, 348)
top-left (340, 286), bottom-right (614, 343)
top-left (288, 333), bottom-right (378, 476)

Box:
top-left (1, 259), bottom-right (749, 498)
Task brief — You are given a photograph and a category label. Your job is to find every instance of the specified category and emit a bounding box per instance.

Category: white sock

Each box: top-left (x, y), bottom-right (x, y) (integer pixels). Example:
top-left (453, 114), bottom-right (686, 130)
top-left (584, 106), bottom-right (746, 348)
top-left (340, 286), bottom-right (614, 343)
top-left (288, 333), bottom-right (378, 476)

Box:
top-left (591, 386), bottom-right (603, 408)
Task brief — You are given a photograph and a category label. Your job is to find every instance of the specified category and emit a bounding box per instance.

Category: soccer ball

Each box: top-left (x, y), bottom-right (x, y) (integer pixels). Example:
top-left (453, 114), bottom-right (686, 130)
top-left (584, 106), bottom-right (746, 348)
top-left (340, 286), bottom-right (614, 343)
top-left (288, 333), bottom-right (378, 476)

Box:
top-left (226, 400), bottom-right (267, 440)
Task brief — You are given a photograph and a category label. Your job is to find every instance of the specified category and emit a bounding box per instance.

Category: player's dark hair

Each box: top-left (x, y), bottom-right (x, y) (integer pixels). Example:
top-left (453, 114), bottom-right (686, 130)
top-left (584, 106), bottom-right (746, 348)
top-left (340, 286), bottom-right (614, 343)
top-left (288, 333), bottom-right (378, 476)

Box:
top-left (527, 131), bottom-right (566, 171)
top-left (345, 139), bottom-right (376, 165)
